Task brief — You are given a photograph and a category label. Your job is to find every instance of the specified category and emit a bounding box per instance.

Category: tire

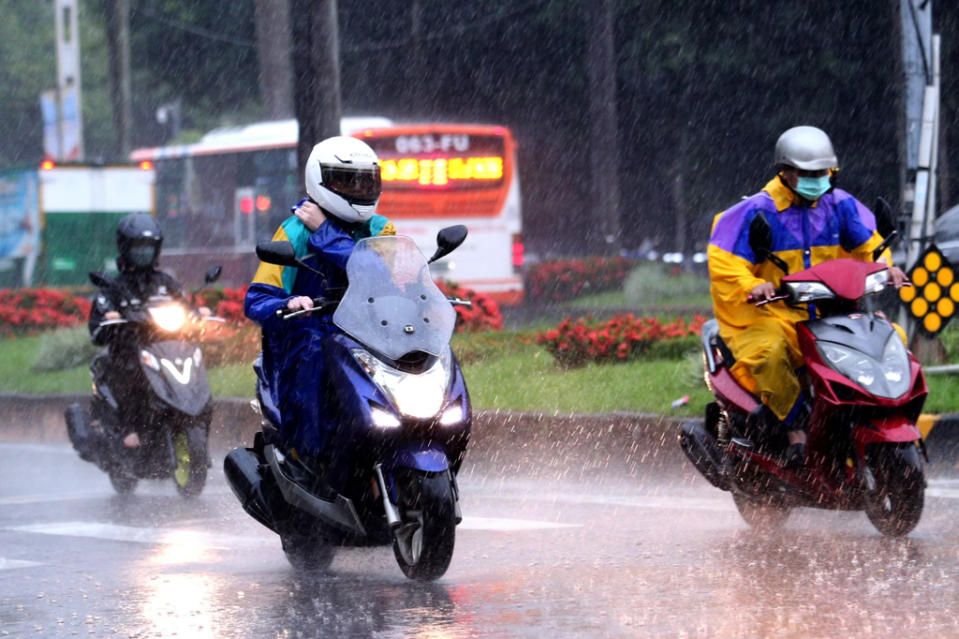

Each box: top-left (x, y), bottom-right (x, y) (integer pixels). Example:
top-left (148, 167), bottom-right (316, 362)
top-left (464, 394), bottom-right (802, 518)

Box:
top-left (109, 471), bottom-right (138, 494)
top-left (864, 444), bottom-right (924, 537)
top-left (392, 472), bottom-right (457, 581)
top-left (732, 491), bottom-right (792, 529)
top-left (173, 425), bottom-right (209, 498)
top-left (280, 530), bottom-right (336, 572)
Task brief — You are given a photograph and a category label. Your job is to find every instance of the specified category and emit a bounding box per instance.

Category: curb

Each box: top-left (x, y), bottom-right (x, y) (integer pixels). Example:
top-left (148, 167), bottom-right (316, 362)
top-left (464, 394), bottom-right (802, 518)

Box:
top-left (3, 394), bottom-right (955, 472)
top-left (0, 394), bottom-right (695, 480)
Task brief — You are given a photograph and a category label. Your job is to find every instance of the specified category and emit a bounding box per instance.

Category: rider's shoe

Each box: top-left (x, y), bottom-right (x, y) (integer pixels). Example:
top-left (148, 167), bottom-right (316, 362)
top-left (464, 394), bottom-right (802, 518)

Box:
top-left (784, 442), bottom-right (806, 470)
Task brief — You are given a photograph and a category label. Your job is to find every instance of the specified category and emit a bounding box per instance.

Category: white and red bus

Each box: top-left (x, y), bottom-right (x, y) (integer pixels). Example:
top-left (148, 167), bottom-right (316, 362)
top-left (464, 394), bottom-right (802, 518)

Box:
top-left (131, 118), bottom-right (524, 304)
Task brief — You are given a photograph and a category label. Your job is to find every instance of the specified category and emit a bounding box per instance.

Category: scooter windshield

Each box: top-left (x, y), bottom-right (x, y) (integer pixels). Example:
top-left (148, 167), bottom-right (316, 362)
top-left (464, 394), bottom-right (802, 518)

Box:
top-left (333, 235), bottom-right (456, 361)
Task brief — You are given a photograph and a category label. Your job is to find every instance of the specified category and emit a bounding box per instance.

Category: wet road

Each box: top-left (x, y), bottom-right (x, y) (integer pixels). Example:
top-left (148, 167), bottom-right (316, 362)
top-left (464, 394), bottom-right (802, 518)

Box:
top-left (2, 440), bottom-right (959, 638)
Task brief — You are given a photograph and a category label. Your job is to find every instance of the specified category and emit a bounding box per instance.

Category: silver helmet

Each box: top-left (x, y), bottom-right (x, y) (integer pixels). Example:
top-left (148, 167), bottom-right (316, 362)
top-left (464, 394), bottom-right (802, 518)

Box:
top-left (773, 126), bottom-right (838, 171)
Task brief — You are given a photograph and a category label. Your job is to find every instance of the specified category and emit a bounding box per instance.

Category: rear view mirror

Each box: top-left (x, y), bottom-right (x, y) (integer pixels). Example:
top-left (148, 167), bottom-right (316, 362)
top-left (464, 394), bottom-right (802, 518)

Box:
top-left (748, 213), bottom-right (774, 262)
top-left (874, 197), bottom-right (896, 240)
top-left (428, 225), bottom-right (468, 263)
top-left (871, 197), bottom-right (900, 262)
top-left (748, 213), bottom-right (789, 274)
top-left (256, 241), bottom-right (298, 267)
top-left (204, 265), bottom-right (222, 284)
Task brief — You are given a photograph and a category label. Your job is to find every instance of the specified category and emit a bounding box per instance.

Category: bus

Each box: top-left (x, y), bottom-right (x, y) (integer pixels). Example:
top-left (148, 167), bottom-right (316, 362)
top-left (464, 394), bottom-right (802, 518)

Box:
top-left (130, 118), bottom-right (524, 303)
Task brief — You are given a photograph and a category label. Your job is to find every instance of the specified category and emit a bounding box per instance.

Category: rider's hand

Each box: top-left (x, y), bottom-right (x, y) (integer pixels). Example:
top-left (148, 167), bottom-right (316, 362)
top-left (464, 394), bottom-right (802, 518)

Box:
top-left (287, 296), bottom-right (314, 311)
top-left (887, 265), bottom-right (909, 288)
top-left (104, 311), bottom-right (121, 320)
top-left (294, 200), bottom-right (327, 232)
top-left (749, 282), bottom-right (776, 302)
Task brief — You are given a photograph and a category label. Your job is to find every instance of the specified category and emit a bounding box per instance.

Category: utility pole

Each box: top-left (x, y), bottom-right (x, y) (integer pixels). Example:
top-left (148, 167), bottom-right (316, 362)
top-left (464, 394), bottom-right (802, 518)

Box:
top-left (291, 0), bottom-right (342, 181)
top-left (103, 0), bottom-right (132, 158)
top-left (52, 0), bottom-right (84, 161)
top-left (584, 0), bottom-right (621, 254)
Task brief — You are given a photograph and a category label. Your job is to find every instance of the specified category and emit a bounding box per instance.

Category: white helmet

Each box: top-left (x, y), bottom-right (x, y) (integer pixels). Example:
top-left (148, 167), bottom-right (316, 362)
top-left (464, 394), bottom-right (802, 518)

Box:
top-left (773, 125), bottom-right (838, 171)
top-left (304, 136), bottom-right (382, 223)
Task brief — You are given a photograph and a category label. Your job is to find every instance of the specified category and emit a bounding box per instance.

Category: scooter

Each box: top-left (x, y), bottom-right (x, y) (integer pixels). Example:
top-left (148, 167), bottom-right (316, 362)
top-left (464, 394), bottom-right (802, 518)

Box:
top-left (65, 266), bottom-right (224, 497)
top-left (681, 211), bottom-right (928, 536)
top-left (224, 226), bottom-right (473, 580)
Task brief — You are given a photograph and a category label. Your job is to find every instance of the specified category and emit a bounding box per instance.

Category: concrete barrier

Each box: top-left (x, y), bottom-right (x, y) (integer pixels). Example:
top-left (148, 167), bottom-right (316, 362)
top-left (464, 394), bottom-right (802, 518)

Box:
top-left (0, 394), bottom-right (693, 481)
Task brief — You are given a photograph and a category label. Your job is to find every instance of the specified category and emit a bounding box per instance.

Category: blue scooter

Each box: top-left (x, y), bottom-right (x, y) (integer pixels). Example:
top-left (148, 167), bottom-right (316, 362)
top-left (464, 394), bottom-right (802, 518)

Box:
top-left (225, 226), bottom-right (472, 580)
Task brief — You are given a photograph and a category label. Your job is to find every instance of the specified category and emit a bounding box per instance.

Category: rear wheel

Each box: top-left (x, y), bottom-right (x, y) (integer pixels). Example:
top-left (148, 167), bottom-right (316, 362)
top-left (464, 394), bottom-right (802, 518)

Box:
top-left (864, 444), bottom-right (924, 537)
top-left (174, 425), bottom-right (209, 498)
top-left (392, 472), bottom-right (457, 581)
top-left (732, 491), bottom-right (792, 529)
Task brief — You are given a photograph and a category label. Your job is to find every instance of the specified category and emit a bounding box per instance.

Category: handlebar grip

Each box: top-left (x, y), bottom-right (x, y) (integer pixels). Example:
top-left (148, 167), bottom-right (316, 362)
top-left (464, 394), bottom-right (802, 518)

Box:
top-left (276, 297), bottom-right (328, 319)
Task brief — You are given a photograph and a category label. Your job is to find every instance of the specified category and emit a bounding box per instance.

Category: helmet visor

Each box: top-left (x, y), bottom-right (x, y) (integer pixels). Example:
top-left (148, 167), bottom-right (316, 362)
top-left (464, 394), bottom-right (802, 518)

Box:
top-left (126, 239), bottom-right (159, 268)
top-left (321, 165), bottom-right (382, 205)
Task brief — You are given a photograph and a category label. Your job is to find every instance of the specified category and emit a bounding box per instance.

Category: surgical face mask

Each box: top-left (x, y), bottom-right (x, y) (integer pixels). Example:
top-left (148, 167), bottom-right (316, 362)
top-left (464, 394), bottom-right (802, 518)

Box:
top-left (795, 175), bottom-right (831, 201)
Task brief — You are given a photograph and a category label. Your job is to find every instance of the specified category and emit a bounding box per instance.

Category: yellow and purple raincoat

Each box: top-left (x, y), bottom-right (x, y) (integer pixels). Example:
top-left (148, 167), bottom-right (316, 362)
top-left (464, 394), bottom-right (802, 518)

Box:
top-left (707, 176), bottom-right (890, 422)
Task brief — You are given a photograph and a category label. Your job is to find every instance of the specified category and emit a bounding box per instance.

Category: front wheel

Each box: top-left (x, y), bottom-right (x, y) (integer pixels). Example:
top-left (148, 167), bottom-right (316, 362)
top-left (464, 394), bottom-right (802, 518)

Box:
top-left (392, 472), bottom-right (457, 581)
top-left (864, 443), bottom-right (925, 537)
top-left (732, 491), bottom-right (792, 529)
top-left (174, 425), bottom-right (210, 498)
top-left (109, 470), bottom-right (138, 494)
top-left (280, 529), bottom-right (336, 572)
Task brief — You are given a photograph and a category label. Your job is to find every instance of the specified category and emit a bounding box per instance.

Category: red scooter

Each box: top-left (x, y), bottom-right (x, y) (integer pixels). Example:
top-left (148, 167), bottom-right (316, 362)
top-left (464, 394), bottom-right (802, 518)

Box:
top-left (681, 213), bottom-right (927, 536)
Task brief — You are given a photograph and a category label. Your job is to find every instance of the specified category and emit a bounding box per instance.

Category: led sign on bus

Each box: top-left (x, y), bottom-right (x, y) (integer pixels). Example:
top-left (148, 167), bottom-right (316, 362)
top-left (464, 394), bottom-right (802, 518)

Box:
top-left (380, 156), bottom-right (503, 187)
top-left (366, 133), bottom-right (506, 190)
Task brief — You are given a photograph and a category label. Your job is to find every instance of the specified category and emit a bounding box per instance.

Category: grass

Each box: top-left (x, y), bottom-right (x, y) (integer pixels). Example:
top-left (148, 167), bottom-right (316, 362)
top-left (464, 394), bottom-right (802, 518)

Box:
top-left (2, 327), bottom-right (959, 417)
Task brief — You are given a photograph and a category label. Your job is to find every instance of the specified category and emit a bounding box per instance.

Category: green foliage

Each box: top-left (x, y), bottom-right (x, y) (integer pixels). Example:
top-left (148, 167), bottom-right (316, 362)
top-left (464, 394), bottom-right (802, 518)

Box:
top-left (624, 263), bottom-right (710, 307)
top-left (33, 326), bottom-right (101, 372)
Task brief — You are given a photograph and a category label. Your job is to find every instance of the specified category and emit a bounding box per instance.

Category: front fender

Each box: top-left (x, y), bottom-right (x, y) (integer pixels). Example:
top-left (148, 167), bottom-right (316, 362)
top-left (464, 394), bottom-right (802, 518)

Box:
top-left (854, 414), bottom-right (921, 449)
top-left (385, 445), bottom-right (450, 473)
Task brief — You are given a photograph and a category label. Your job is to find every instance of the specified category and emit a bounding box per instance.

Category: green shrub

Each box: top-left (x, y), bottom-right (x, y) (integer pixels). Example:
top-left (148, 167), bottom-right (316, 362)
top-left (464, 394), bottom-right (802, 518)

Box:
top-left (33, 327), bottom-right (100, 372)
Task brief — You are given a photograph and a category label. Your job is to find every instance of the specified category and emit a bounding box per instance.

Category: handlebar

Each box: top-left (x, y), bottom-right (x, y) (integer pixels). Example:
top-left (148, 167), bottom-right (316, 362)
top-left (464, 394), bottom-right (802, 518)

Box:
top-left (276, 297), bottom-right (335, 319)
top-left (448, 297), bottom-right (472, 308)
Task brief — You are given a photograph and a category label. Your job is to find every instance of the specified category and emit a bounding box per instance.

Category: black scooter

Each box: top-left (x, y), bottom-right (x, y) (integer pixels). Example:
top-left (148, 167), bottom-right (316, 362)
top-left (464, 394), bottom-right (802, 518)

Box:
top-left (65, 267), bottom-right (224, 496)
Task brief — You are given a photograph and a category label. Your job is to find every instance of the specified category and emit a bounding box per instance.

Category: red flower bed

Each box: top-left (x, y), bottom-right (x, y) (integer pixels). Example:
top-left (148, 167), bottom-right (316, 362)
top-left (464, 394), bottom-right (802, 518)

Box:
top-left (526, 256), bottom-right (636, 303)
top-left (194, 285), bottom-right (250, 326)
top-left (537, 313), bottom-right (707, 367)
top-left (436, 281), bottom-right (503, 332)
top-left (0, 288), bottom-right (92, 337)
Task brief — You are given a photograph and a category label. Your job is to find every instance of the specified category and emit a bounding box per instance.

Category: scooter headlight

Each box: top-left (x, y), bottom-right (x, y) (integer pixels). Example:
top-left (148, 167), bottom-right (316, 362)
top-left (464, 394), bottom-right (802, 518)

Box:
top-left (148, 303), bottom-right (187, 332)
top-left (817, 335), bottom-right (910, 399)
top-left (140, 349), bottom-right (160, 371)
top-left (879, 333), bottom-right (911, 398)
top-left (351, 347), bottom-right (452, 420)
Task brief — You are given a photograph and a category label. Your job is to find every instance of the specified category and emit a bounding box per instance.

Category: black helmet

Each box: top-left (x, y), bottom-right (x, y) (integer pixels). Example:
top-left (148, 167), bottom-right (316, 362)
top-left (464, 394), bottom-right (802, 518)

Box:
top-left (116, 213), bottom-right (163, 270)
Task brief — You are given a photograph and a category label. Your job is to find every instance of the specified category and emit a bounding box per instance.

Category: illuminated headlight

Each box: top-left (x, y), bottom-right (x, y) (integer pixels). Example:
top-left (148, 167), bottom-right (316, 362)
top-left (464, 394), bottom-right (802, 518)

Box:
top-left (351, 347), bottom-right (452, 420)
top-left (817, 335), bottom-right (910, 399)
top-left (140, 349), bottom-right (160, 371)
top-left (785, 281), bottom-right (834, 303)
top-left (148, 303), bottom-right (187, 332)
top-left (370, 406), bottom-right (401, 429)
top-left (864, 270), bottom-right (890, 295)
top-left (439, 402), bottom-right (465, 426)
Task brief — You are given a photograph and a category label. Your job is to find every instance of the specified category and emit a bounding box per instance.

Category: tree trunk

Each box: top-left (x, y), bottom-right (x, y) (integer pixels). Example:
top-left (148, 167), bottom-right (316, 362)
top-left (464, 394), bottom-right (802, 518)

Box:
top-left (103, 0), bottom-right (132, 158)
top-left (254, 0), bottom-right (294, 121)
top-left (584, 0), bottom-right (621, 254)
top-left (291, 0), bottom-right (342, 183)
